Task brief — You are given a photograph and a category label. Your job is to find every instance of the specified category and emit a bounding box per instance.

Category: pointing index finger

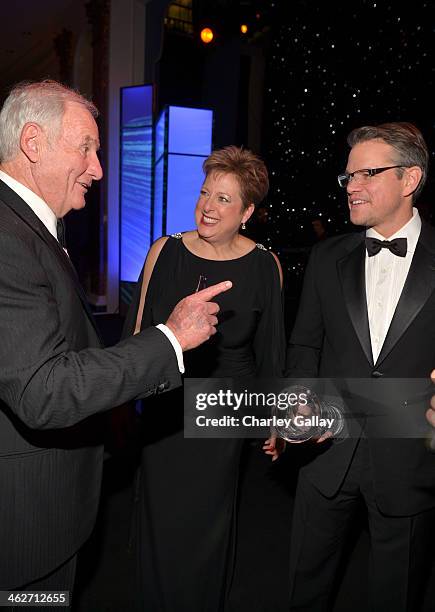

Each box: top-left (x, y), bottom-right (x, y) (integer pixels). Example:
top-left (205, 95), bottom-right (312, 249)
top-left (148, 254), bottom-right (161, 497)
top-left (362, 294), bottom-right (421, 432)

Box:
top-left (193, 281), bottom-right (232, 301)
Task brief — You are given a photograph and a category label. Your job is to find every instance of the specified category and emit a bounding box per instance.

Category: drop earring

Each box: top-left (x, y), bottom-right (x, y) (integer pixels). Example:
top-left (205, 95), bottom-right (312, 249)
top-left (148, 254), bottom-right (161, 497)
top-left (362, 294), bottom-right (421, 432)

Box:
top-left (241, 222), bottom-right (246, 230)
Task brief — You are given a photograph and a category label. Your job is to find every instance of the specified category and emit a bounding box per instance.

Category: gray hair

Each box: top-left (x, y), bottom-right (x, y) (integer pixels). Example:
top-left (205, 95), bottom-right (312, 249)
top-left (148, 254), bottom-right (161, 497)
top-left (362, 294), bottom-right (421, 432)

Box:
top-left (0, 80), bottom-right (98, 163)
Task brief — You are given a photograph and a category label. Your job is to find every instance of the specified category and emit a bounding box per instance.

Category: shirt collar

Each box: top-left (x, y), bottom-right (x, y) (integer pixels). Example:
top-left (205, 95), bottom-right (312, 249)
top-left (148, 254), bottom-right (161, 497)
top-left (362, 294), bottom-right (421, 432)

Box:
top-left (365, 207), bottom-right (421, 254)
top-left (0, 169), bottom-right (58, 240)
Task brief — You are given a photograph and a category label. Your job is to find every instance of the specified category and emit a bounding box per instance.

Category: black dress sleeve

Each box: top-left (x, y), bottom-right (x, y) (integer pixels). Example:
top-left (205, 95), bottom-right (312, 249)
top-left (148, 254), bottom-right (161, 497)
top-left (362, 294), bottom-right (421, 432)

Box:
top-left (253, 251), bottom-right (286, 377)
top-left (285, 243), bottom-right (324, 377)
top-left (121, 266), bottom-right (145, 340)
top-left (121, 238), bottom-right (174, 340)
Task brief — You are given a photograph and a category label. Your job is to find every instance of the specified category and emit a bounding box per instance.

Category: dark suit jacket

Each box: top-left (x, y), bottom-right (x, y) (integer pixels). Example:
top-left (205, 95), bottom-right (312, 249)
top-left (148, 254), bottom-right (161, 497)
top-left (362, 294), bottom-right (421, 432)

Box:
top-left (0, 180), bottom-right (182, 588)
top-left (286, 222), bottom-right (435, 516)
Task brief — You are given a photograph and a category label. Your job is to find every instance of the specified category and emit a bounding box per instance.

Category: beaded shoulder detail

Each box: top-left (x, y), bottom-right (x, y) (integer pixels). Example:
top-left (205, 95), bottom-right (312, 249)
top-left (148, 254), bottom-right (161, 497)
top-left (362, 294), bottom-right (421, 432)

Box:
top-left (170, 234), bottom-right (267, 250)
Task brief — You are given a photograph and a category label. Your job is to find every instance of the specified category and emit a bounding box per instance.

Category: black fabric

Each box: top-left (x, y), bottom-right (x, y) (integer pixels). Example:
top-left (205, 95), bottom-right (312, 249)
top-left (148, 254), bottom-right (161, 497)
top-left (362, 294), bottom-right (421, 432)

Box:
top-left (57, 218), bottom-right (67, 248)
top-left (6, 555), bottom-right (77, 612)
top-left (126, 236), bottom-right (286, 612)
top-left (289, 439), bottom-right (435, 612)
top-left (365, 236), bottom-right (407, 257)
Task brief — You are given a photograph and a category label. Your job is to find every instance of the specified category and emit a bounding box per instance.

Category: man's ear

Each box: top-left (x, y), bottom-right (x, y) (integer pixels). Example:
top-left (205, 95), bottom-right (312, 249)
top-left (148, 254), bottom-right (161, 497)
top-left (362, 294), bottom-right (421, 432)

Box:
top-left (20, 123), bottom-right (42, 163)
top-left (403, 166), bottom-right (423, 197)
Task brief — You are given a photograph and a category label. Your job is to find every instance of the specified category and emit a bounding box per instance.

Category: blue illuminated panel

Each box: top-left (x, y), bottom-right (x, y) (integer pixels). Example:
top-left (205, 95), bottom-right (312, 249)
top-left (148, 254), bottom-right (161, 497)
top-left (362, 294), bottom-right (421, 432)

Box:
top-left (153, 158), bottom-right (165, 240)
top-left (120, 85), bottom-right (153, 283)
top-left (121, 86), bottom-right (153, 127)
top-left (153, 110), bottom-right (167, 240)
top-left (159, 105), bottom-right (212, 235)
top-left (168, 107), bottom-right (213, 155)
top-left (166, 155), bottom-right (204, 235)
top-left (155, 109), bottom-right (166, 163)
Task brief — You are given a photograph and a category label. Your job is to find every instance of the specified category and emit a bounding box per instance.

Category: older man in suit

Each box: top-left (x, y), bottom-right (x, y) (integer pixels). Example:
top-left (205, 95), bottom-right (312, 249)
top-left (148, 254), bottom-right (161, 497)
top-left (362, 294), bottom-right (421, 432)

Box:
top-left (286, 122), bottom-right (435, 611)
top-left (0, 80), bottom-right (231, 599)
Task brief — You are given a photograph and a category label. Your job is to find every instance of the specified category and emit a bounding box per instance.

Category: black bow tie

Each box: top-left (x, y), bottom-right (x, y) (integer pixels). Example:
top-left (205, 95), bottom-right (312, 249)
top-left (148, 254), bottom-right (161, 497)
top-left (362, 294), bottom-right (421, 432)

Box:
top-left (56, 218), bottom-right (67, 249)
top-left (365, 236), bottom-right (407, 258)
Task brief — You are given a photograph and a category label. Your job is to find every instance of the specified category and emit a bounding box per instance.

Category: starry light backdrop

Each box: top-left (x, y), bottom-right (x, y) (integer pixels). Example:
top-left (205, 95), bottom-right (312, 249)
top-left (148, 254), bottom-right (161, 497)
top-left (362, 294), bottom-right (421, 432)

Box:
top-left (261, 0), bottom-right (435, 299)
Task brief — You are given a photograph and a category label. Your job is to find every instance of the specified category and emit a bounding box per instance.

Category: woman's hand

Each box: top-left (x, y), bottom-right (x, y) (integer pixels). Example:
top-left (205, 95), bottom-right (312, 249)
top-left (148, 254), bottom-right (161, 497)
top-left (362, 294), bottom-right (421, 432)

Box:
top-left (426, 370), bottom-right (435, 428)
top-left (262, 435), bottom-right (286, 461)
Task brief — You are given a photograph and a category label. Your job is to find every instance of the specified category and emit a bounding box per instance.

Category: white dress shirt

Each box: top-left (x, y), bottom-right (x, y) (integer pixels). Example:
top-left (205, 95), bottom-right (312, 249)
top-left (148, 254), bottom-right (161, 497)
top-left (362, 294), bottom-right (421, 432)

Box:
top-left (0, 169), bottom-right (58, 239)
top-left (0, 169), bottom-right (185, 372)
top-left (365, 208), bottom-right (421, 363)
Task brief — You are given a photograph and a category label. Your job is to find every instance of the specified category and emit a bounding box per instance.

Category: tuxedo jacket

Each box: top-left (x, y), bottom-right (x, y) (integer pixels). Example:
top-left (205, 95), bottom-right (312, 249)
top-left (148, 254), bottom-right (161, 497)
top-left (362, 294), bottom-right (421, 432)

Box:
top-left (0, 180), bottom-right (181, 588)
top-left (285, 222), bottom-right (435, 516)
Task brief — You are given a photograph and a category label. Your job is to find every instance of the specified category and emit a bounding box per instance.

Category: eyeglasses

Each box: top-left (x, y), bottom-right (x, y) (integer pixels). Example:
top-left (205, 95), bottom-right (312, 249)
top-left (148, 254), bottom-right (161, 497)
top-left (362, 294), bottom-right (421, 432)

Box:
top-left (337, 165), bottom-right (406, 188)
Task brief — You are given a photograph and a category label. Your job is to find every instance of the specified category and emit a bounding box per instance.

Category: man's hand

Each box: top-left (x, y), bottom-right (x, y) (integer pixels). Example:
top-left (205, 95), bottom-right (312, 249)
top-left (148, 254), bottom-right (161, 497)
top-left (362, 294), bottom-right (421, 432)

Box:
top-left (165, 281), bottom-right (232, 351)
top-left (426, 369), bottom-right (435, 428)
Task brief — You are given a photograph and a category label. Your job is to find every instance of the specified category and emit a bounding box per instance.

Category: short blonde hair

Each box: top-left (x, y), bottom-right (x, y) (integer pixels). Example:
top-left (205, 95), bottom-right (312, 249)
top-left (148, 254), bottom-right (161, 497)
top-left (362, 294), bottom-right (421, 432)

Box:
top-left (203, 145), bottom-right (269, 210)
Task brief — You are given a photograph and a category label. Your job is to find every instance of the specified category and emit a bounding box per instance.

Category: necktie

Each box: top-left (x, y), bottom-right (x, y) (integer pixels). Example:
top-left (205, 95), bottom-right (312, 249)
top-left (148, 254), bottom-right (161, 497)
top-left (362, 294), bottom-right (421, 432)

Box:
top-left (365, 236), bottom-right (407, 257)
top-left (56, 218), bottom-right (67, 249)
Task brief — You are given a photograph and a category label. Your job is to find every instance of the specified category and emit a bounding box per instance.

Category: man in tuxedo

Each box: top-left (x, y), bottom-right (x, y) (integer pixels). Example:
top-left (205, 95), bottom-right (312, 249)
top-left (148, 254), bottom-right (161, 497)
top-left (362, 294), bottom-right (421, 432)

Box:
top-left (0, 80), bottom-right (231, 598)
top-left (286, 122), bottom-right (435, 611)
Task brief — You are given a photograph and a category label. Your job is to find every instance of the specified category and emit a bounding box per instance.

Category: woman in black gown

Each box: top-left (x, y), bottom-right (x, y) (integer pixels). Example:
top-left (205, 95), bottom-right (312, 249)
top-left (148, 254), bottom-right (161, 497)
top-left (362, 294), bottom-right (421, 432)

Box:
top-left (123, 146), bottom-right (287, 612)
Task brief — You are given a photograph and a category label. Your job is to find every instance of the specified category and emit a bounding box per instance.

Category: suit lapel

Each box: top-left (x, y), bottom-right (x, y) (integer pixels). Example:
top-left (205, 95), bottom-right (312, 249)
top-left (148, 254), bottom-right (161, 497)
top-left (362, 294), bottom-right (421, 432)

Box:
top-left (337, 237), bottom-right (374, 366)
top-left (0, 180), bottom-right (104, 344)
top-left (375, 223), bottom-right (435, 366)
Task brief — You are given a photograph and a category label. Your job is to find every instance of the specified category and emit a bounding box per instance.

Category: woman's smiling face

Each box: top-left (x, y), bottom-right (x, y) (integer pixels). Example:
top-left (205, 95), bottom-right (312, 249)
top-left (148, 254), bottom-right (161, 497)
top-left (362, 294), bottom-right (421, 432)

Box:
top-left (195, 172), bottom-right (254, 242)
